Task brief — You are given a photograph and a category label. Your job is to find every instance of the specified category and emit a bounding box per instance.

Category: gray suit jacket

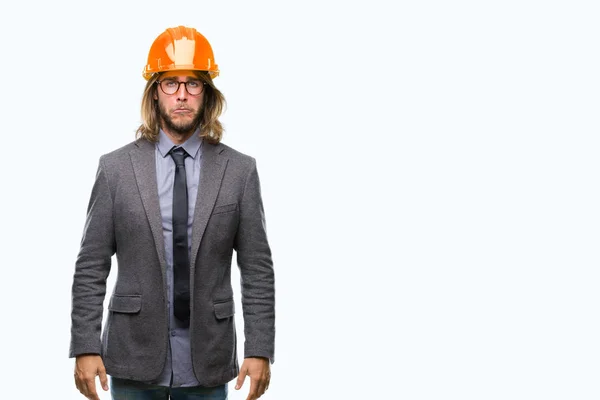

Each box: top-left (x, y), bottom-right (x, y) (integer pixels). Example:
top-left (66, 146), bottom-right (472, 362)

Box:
top-left (69, 138), bottom-right (275, 386)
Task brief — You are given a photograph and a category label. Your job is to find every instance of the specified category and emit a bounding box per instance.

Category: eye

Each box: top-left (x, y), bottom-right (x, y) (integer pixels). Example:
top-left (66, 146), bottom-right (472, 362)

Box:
top-left (187, 80), bottom-right (201, 88)
top-left (163, 80), bottom-right (178, 88)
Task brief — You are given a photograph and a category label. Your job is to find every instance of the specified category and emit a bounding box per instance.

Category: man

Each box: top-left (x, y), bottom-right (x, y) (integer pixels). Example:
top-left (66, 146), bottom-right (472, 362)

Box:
top-left (70, 26), bottom-right (275, 400)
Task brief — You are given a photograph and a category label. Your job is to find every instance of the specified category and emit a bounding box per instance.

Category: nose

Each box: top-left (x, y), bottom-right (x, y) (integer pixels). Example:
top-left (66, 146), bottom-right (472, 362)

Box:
top-left (176, 82), bottom-right (188, 101)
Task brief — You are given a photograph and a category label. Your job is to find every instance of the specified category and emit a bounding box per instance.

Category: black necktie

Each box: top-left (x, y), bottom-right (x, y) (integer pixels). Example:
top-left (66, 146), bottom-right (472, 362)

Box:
top-left (170, 147), bottom-right (190, 324)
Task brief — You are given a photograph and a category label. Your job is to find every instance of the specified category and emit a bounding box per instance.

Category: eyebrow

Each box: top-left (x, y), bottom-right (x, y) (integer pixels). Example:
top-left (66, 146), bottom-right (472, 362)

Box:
top-left (162, 77), bottom-right (201, 81)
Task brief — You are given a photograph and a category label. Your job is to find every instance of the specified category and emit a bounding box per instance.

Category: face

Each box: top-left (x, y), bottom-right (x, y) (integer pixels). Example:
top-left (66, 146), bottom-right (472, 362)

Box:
top-left (155, 71), bottom-right (205, 136)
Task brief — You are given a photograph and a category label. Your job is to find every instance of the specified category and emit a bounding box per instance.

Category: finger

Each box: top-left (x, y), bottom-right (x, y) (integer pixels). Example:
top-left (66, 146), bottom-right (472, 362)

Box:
top-left (254, 378), bottom-right (264, 397)
top-left (75, 368), bottom-right (86, 393)
top-left (99, 366), bottom-right (109, 391)
top-left (74, 374), bottom-right (81, 393)
top-left (75, 375), bottom-right (88, 397)
top-left (258, 371), bottom-right (270, 393)
top-left (246, 377), bottom-right (258, 400)
top-left (235, 369), bottom-right (247, 390)
top-left (257, 378), bottom-right (268, 398)
top-left (85, 377), bottom-right (100, 400)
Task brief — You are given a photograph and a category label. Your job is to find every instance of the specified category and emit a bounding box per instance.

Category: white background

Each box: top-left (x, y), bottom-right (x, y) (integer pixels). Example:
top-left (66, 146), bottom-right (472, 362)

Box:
top-left (0, 0), bottom-right (599, 399)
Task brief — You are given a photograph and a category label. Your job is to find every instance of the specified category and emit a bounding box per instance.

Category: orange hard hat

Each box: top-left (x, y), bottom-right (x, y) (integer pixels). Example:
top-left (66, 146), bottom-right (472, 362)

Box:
top-left (143, 26), bottom-right (219, 80)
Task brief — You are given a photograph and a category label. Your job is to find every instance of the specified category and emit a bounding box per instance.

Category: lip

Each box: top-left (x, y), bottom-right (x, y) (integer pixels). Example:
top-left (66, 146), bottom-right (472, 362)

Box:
top-left (173, 108), bottom-right (191, 114)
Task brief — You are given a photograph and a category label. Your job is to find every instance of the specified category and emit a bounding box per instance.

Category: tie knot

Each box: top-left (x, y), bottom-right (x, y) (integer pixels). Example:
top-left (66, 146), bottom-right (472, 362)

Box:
top-left (170, 147), bottom-right (188, 166)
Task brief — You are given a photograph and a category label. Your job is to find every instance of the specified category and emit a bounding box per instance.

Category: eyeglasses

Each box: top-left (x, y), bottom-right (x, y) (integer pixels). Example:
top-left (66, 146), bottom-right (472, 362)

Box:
top-left (156, 79), bottom-right (205, 96)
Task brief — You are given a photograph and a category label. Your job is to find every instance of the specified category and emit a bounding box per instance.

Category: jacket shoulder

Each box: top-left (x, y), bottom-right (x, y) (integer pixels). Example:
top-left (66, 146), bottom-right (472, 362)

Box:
top-left (95, 140), bottom-right (154, 172)
top-left (214, 142), bottom-right (255, 167)
top-left (99, 140), bottom-right (144, 162)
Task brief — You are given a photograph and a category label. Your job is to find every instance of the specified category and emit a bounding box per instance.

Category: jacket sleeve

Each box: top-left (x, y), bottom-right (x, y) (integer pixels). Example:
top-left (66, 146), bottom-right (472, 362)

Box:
top-left (234, 159), bottom-right (275, 363)
top-left (69, 156), bottom-right (116, 357)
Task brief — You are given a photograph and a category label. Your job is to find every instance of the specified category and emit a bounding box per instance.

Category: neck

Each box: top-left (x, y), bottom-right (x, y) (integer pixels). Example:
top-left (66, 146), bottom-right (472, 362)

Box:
top-left (162, 129), bottom-right (195, 145)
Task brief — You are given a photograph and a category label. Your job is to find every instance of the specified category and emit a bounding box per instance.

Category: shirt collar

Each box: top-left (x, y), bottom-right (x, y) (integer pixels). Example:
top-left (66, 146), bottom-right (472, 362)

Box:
top-left (156, 129), bottom-right (203, 159)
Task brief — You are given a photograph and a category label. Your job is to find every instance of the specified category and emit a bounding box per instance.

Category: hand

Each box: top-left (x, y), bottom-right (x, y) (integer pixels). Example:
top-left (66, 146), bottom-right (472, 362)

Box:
top-left (74, 354), bottom-right (109, 400)
top-left (235, 357), bottom-right (271, 400)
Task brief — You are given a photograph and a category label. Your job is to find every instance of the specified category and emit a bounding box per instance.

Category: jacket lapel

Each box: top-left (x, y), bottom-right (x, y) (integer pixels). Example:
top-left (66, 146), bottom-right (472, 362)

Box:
top-left (129, 139), bottom-right (168, 282)
top-left (190, 142), bottom-right (227, 268)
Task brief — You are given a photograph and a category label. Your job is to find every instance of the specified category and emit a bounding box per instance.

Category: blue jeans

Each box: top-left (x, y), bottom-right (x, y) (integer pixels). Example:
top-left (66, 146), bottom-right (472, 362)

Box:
top-left (110, 377), bottom-right (228, 400)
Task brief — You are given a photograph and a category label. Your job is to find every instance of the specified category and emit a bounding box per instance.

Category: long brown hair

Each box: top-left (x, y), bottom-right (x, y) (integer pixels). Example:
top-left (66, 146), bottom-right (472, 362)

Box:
top-left (135, 71), bottom-right (226, 144)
